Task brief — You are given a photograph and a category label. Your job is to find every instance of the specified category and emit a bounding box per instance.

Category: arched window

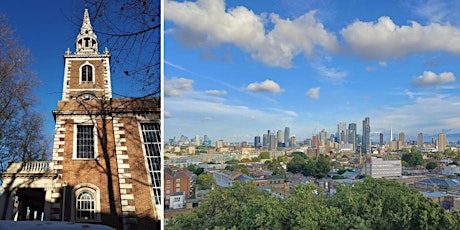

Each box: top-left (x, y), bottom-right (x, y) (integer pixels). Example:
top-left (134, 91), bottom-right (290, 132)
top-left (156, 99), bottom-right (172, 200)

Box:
top-left (81, 65), bottom-right (93, 82)
top-left (76, 190), bottom-right (95, 221)
top-left (71, 184), bottom-right (101, 223)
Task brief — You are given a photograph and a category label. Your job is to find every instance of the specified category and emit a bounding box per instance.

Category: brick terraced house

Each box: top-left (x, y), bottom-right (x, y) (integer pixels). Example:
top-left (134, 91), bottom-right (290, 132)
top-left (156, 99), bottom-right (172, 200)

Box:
top-left (0, 9), bottom-right (161, 230)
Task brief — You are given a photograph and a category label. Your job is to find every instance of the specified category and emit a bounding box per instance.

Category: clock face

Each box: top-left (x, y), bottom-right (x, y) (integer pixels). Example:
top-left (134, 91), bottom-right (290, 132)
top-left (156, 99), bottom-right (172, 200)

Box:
top-left (76, 93), bottom-right (96, 102)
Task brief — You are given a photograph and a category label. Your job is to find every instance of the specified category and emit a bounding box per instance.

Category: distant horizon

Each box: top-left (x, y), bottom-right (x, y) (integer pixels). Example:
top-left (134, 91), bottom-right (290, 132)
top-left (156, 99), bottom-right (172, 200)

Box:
top-left (167, 130), bottom-right (460, 145)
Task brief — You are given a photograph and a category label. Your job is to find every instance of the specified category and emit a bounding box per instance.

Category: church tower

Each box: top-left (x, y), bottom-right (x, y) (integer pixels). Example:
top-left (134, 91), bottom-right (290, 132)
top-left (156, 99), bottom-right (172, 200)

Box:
top-left (62, 9), bottom-right (112, 101)
top-left (50, 9), bottom-right (161, 229)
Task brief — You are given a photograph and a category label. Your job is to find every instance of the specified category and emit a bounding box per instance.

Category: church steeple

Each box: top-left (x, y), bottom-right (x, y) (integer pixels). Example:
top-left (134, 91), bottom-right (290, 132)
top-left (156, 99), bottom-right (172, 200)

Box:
top-left (76, 9), bottom-right (98, 54)
top-left (61, 9), bottom-right (111, 101)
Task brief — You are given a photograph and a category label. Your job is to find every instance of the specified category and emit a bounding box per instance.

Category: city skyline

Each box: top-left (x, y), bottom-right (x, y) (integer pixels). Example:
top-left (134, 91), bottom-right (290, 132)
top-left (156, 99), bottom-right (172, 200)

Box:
top-left (164, 0), bottom-right (460, 142)
top-left (167, 122), bottom-right (458, 146)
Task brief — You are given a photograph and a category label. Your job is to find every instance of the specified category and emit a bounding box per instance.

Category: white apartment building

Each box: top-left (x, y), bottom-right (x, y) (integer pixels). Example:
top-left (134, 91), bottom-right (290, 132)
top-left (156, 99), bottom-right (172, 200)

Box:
top-left (363, 157), bottom-right (402, 178)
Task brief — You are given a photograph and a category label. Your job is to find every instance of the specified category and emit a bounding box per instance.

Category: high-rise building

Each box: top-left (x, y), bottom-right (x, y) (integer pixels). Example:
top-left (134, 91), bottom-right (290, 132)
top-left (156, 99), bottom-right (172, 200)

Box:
top-left (216, 140), bottom-right (224, 148)
top-left (269, 132), bottom-right (276, 150)
top-left (390, 128), bottom-right (393, 142)
top-left (348, 123), bottom-right (357, 151)
top-left (262, 134), bottom-right (268, 147)
top-left (337, 122), bottom-right (347, 144)
top-left (195, 135), bottom-right (201, 146)
top-left (379, 133), bottom-right (384, 146)
top-left (254, 136), bottom-right (261, 148)
top-left (438, 133), bottom-right (447, 152)
top-left (311, 135), bottom-right (319, 148)
top-left (362, 117), bottom-right (371, 154)
top-left (290, 136), bottom-right (297, 147)
top-left (277, 130), bottom-right (285, 147)
top-left (284, 127), bottom-right (290, 147)
top-left (418, 132), bottom-right (423, 147)
top-left (399, 132), bottom-right (405, 146)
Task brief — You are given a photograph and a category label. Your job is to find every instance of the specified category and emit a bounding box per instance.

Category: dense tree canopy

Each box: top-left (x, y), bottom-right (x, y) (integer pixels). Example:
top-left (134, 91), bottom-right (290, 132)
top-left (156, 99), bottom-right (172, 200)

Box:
top-left (287, 154), bottom-right (332, 178)
top-left (167, 178), bottom-right (460, 230)
top-left (426, 161), bottom-right (438, 171)
top-left (402, 152), bottom-right (423, 167)
top-left (196, 173), bottom-right (215, 190)
top-left (259, 152), bottom-right (270, 159)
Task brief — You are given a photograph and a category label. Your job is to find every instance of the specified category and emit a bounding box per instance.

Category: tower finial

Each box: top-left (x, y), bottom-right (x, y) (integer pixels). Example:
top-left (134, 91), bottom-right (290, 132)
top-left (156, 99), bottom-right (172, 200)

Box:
top-left (75, 9), bottom-right (98, 54)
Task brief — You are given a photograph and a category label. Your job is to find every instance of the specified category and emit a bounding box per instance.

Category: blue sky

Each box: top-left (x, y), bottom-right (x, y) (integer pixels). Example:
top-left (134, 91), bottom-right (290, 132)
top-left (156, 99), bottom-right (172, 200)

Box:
top-left (0, 2), bottom-right (141, 137)
top-left (164, 0), bottom-right (460, 143)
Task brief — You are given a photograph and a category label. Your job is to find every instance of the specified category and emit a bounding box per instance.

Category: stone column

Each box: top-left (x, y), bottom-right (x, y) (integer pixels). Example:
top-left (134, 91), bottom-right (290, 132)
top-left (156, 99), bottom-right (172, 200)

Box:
top-left (0, 191), bottom-right (8, 219)
top-left (4, 190), bottom-right (16, 220)
top-left (43, 187), bottom-right (53, 221)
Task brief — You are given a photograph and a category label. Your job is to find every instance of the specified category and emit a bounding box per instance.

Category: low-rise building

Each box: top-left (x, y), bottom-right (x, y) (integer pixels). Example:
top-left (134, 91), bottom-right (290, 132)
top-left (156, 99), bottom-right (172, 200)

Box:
top-left (169, 192), bottom-right (186, 210)
top-left (164, 166), bottom-right (196, 208)
top-left (442, 165), bottom-right (460, 176)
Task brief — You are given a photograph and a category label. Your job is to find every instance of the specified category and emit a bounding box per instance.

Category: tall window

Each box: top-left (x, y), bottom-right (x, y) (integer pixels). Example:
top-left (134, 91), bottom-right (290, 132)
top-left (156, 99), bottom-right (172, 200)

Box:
top-left (77, 125), bottom-right (94, 159)
top-left (141, 123), bottom-right (161, 205)
top-left (76, 190), bottom-right (95, 221)
top-left (81, 65), bottom-right (93, 82)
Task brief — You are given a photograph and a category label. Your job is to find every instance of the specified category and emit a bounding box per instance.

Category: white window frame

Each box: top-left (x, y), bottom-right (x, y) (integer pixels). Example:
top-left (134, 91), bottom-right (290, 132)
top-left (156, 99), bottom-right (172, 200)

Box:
top-left (73, 124), bottom-right (98, 160)
top-left (71, 183), bottom-right (101, 223)
top-left (79, 61), bottom-right (95, 84)
top-left (139, 121), bottom-right (162, 209)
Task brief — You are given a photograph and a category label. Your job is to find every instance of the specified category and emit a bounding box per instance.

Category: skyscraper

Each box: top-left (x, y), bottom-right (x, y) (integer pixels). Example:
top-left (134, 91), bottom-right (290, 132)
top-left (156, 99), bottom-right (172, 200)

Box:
top-left (348, 123), bottom-right (357, 151)
top-left (262, 134), bottom-right (268, 147)
top-left (418, 132), bottom-right (423, 147)
top-left (254, 135), bottom-right (261, 148)
top-left (390, 128), bottom-right (393, 142)
top-left (290, 136), bottom-right (297, 147)
top-left (379, 133), bottom-right (384, 146)
top-left (284, 127), bottom-right (290, 147)
top-left (362, 117), bottom-right (371, 154)
top-left (312, 135), bottom-right (319, 148)
top-left (399, 132), bottom-right (405, 146)
top-left (269, 132), bottom-right (276, 150)
top-left (277, 130), bottom-right (285, 147)
top-left (438, 133), bottom-right (447, 152)
top-left (337, 122), bottom-right (347, 144)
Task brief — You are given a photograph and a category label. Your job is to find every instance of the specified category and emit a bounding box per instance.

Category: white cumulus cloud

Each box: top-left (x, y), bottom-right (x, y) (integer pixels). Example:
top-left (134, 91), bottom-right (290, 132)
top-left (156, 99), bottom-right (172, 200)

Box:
top-left (412, 71), bottom-right (456, 87)
top-left (205, 89), bottom-right (227, 96)
top-left (165, 0), bottom-right (339, 68)
top-left (164, 77), bottom-right (194, 97)
top-left (341, 16), bottom-right (460, 59)
top-left (245, 80), bottom-right (283, 93)
top-left (306, 87), bottom-right (320, 99)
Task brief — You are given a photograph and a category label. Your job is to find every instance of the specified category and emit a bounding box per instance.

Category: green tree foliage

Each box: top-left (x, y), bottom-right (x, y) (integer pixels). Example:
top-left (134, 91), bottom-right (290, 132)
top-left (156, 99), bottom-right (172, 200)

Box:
top-left (303, 155), bottom-right (332, 178)
top-left (196, 173), bottom-right (216, 190)
top-left (167, 178), bottom-right (460, 229)
top-left (402, 152), bottom-right (423, 167)
top-left (328, 178), bottom-right (459, 229)
top-left (287, 155), bottom-right (306, 174)
top-left (291, 151), bottom-right (307, 159)
top-left (167, 182), bottom-right (283, 230)
top-left (265, 159), bottom-right (286, 177)
top-left (259, 151), bottom-right (270, 159)
top-left (225, 159), bottom-right (239, 164)
top-left (187, 165), bottom-right (204, 175)
top-left (426, 161), bottom-right (438, 171)
top-left (287, 154), bottom-right (332, 178)
top-left (225, 164), bottom-right (249, 175)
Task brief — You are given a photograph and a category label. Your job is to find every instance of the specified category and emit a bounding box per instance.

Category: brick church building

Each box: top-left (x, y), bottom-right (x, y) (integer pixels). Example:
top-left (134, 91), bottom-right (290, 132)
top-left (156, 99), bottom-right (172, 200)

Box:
top-left (0, 9), bottom-right (161, 230)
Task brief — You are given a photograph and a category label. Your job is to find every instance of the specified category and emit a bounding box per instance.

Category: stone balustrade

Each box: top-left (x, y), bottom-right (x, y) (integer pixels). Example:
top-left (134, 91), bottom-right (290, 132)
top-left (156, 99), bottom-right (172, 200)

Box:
top-left (2, 161), bottom-right (55, 176)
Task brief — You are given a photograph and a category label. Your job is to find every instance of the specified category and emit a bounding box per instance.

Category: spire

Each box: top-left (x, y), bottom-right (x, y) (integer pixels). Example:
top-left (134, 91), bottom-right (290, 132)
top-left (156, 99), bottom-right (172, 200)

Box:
top-left (76, 9), bottom-right (98, 54)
